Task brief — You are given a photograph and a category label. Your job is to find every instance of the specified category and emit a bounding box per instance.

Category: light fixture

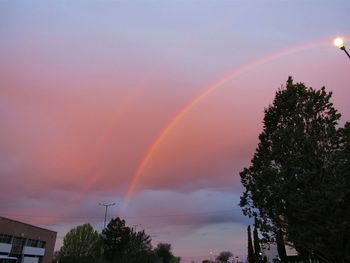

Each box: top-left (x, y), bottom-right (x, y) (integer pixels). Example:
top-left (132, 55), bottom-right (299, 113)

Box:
top-left (334, 37), bottom-right (350, 59)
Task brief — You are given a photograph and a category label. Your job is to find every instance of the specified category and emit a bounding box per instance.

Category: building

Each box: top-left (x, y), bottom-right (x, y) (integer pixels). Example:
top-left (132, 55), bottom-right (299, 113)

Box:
top-left (262, 243), bottom-right (280, 263)
top-left (262, 244), bottom-right (320, 263)
top-left (0, 217), bottom-right (56, 263)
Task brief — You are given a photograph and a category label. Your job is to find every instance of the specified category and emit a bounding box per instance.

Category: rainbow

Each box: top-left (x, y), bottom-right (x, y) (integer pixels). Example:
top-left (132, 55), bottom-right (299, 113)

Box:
top-left (122, 35), bottom-right (344, 208)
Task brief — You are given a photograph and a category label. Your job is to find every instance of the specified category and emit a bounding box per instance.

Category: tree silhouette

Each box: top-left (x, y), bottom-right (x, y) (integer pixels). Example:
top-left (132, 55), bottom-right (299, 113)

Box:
top-left (154, 243), bottom-right (180, 263)
top-left (247, 225), bottom-right (255, 263)
top-left (58, 223), bottom-right (100, 263)
top-left (101, 217), bottom-right (154, 263)
top-left (101, 218), bottom-right (130, 262)
top-left (240, 77), bottom-right (350, 262)
top-left (216, 251), bottom-right (233, 262)
top-left (253, 219), bottom-right (261, 263)
top-left (128, 229), bottom-right (152, 262)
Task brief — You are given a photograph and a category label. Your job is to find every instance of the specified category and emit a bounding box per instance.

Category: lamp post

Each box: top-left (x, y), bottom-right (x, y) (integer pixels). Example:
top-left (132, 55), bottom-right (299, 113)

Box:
top-left (99, 202), bottom-right (116, 229)
top-left (334, 37), bottom-right (350, 59)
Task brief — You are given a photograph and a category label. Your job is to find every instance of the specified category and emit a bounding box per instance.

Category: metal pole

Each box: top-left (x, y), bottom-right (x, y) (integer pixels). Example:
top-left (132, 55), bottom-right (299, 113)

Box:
top-left (103, 206), bottom-right (108, 228)
top-left (341, 46), bottom-right (350, 59)
top-left (99, 202), bottom-right (116, 229)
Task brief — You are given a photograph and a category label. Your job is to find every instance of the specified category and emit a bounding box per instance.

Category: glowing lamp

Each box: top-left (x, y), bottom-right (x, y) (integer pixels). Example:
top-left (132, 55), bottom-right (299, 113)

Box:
top-left (333, 37), bottom-right (350, 60)
top-left (334, 37), bottom-right (345, 49)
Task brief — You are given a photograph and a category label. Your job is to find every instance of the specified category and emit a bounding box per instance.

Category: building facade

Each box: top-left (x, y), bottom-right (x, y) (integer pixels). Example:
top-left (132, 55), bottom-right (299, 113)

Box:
top-left (0, 217), bottom-right (56, 263)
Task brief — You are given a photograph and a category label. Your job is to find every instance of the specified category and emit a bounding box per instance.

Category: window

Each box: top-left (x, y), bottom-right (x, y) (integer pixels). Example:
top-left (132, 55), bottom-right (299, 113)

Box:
top-left (26, 239), bottom-right (38, 247)
top-left (0, 259), bottom-right (18, 263)
top-left (0, 234), bottom-right (12, 244)
top-left (37, 241), bottom-right (45, 248)
top-left (10, 237), bottom-right (25, 255)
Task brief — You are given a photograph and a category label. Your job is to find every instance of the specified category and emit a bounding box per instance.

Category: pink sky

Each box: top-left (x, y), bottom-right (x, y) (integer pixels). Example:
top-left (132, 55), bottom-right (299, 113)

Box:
top-left (1, 1), bottom-right (350, 262)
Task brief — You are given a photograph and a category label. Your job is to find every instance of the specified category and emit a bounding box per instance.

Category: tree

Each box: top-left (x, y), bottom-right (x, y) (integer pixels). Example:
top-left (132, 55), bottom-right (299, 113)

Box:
top-left (247, 225), bottom-right (255, 263)
top-left (169, 257), bottom-right (181, 263)
top-left (58, 223), bottom-right (100, 263)
top-left (253, 219), bottom-right (261, 263)
top-left (154, 243), bottom-right (177, 263)
top-left (128, 229), bottom-right (153, 262)
top-left (101, 217), bottom-right (130, 262)
top-left (326, 122), bottom-right (350, 262)
top-left (240, 77), bottom-right (349, 262)
top-left (216, 251), bottom-right (233, 262)
top-left (101, 217), bottom-right (153, 263)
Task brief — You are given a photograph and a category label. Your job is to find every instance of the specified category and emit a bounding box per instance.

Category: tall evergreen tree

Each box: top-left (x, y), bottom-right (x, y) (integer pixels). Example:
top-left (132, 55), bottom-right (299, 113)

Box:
top-left (329, 122), bottom-right (350, 262)
top-left (247, 225), bottom-right (256, 263)
top-left (101, 217), bottom-right (131, 262)
top-left (240, 77), bottom-right (348, 262)
top-left (101, 217), bottom-right (154, 263)
top-left (253, 219), bottom-right (261, 263)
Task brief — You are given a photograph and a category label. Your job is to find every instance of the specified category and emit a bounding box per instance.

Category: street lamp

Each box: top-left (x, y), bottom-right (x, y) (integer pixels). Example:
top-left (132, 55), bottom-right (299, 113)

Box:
top-left (334, 37), bottom-right (350, 59)
top-left (99, 202), bottom-right (116, 229)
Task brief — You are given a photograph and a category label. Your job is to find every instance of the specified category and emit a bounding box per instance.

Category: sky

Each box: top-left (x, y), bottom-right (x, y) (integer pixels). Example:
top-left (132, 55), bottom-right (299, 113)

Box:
top-left (1, 0), bottom-right (350, 262)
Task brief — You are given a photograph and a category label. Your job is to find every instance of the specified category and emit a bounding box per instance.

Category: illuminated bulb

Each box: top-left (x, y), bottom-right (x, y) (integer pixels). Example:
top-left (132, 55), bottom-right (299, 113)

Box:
top-left (334, 37), bottom-right (345, 49)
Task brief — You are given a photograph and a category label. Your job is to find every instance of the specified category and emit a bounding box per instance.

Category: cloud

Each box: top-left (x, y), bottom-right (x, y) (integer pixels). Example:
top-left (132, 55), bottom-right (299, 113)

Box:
top-left (1, 2), bottom-right (350, 261)
top-left (123, 189), bottom-right (249, 228)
